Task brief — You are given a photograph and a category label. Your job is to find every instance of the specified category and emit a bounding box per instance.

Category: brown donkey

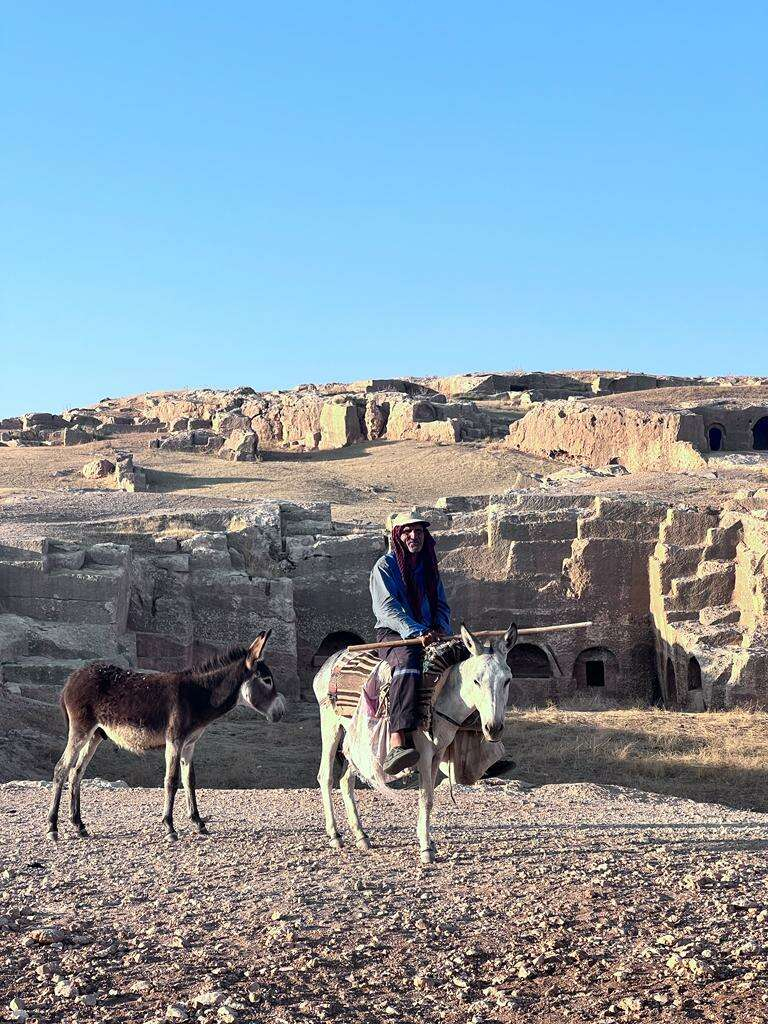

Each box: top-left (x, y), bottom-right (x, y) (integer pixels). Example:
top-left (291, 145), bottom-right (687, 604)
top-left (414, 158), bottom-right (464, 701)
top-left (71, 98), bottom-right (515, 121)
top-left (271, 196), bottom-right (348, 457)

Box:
top-left (47, 631), bottom-right (285, 841)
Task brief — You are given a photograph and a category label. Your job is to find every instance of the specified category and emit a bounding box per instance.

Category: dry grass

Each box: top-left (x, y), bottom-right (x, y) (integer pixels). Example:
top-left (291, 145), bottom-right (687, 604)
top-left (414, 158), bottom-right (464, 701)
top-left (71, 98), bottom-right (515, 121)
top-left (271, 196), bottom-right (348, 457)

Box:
top-left (504, 705), bottom-right (768, 812)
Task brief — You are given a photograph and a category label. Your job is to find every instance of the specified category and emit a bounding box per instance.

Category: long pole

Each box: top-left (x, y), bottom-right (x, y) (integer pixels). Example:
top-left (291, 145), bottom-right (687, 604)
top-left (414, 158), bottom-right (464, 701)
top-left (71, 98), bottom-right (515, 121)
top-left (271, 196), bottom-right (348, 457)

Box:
top-left (345, 620), bottom-right (592, 653)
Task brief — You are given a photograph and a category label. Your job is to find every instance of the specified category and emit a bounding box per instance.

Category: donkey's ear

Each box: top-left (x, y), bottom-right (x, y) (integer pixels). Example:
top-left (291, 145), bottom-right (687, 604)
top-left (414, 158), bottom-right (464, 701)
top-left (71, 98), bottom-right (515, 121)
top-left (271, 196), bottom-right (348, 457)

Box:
top-left (460, 622), bottom-right (483, 657)
top-left (495, 622), bottom-right (518, 657)
top-left (246, 629), bottom-right (272, 669)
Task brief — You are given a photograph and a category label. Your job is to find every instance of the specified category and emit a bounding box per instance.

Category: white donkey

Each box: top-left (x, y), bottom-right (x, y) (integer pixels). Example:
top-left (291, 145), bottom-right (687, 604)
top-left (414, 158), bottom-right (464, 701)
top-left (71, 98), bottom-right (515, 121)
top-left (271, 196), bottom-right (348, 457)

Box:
top-left (313, 622), bottom-right (517, 864)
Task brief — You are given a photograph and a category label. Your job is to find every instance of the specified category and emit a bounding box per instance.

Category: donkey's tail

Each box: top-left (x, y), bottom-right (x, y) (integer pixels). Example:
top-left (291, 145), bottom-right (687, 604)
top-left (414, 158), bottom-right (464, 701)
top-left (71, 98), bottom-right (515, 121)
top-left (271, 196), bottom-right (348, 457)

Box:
top-left (59, 693), bottom-right (70, 730)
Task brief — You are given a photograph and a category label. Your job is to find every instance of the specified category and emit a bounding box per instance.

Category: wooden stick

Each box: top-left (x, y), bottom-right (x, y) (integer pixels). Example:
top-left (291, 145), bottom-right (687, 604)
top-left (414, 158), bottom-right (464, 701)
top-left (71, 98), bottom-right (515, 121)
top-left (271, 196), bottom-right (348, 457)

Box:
top-left (346, 620), bottom-right (592, 653)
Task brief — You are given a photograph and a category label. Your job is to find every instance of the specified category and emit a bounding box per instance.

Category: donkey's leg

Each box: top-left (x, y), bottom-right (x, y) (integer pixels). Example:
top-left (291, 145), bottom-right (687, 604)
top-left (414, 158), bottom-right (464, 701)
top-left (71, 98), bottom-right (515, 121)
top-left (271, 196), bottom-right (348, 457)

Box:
top-left (339, 763), bottom-right (370, 851)
top-left (162, 738), bottom-right (182, 840)
top-left (318, 710), bottom-right (344, 850)
top-left (180, 739), bottom-right (206, 835)
top-left (48, 728), bottom-right (90, 840)
top-left (415, 734), bottom-right (436, 865)
top-left (69, 729), bottom-right (103, 838)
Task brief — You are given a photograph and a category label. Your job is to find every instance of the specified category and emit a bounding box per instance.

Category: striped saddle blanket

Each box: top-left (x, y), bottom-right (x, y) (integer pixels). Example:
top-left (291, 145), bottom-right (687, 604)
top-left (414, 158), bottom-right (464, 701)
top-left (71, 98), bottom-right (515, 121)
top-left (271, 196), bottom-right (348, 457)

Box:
top-left (327, 639), bottom-right (469, 724)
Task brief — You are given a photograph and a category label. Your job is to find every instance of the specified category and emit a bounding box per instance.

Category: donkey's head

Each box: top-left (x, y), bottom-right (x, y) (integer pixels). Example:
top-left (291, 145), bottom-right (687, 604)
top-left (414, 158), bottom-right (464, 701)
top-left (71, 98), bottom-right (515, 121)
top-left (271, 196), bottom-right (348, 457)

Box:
top-left (238, 631), bottom-right (287, 723)
top-left (458, 623), bottom-right (517, 741)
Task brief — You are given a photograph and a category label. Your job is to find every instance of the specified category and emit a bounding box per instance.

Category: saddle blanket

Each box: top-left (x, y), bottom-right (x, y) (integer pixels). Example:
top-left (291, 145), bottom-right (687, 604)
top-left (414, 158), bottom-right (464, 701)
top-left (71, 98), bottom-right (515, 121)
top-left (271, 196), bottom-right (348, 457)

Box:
top-left (327, 639), bottom-right (469, 725)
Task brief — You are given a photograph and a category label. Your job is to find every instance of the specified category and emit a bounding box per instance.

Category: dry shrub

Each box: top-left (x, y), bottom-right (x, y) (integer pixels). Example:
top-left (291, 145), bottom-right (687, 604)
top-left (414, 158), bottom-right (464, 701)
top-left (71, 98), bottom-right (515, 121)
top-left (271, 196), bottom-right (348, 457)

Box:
top-left (503, 706), bottom-right (768, 812)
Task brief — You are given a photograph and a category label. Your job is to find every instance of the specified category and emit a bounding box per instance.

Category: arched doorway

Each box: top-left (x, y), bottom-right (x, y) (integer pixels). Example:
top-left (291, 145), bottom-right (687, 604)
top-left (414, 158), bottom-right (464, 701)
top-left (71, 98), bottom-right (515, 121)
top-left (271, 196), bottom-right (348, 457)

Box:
top-left (312, 630), bottom-right (364, 668)
top-left (708, 424), bottom-right (725, 452)
top-left (753, 417), bottom-right (768, 451)
top-left (573, 647), bottom-right (618, 690)
top-left (508, 643), bottom-right (553, 678)
top-left (665, 659), bottom-right (678, 705)
top-left (688, 657), bottom-right (702, 691)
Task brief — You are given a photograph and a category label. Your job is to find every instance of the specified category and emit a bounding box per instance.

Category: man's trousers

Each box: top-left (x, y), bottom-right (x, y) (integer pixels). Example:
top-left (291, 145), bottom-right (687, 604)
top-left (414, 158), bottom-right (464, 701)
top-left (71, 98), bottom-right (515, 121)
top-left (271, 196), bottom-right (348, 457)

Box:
top-left (375, 628), bottom-right (422, 733)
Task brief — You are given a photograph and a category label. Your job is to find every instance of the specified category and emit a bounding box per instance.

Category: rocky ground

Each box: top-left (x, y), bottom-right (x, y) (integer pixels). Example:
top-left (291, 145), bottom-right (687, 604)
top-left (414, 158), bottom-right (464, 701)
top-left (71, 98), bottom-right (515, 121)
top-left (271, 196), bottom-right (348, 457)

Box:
top-left (2, 781), bottom-right (768, 1023)
top-left (0, 435), bottom-right (555, 532)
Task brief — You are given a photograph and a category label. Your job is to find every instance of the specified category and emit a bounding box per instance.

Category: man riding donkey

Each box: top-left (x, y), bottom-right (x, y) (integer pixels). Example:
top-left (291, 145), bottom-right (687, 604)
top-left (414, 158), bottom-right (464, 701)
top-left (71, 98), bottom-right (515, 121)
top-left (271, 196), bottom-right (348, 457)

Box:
top-left (370, 512), bottom-right (516, 778)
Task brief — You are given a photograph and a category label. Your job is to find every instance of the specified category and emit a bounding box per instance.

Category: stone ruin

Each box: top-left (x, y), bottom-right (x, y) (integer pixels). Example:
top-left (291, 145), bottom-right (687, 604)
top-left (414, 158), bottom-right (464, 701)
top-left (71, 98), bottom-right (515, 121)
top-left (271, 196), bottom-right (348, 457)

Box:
top-left (2, 369), bottom-right (739, 459)
top-left (81, 452), bottom-right (148, 492)
top-left (2, 490), bottom-right (767, 716)
top-left (506, 384), bottom-right (768, 473)
top-left (3, 366), bottom-right (768, 777)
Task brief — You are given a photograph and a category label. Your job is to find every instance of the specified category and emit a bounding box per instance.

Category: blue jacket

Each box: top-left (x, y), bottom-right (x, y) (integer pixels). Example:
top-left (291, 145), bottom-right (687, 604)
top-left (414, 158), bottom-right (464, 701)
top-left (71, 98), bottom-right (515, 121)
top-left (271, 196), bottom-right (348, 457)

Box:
top-left (370, 551), bottom-right (452, 639)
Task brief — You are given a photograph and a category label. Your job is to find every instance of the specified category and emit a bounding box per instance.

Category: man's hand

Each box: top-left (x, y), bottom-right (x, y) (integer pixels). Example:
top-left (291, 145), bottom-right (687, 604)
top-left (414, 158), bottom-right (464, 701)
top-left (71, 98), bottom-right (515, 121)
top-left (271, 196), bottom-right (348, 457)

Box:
top-left (420, 630), bottom-right (440, 647)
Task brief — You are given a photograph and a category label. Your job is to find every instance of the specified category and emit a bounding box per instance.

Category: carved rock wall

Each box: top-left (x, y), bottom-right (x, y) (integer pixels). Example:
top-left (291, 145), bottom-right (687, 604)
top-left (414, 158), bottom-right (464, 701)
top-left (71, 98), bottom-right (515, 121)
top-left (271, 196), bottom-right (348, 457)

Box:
top-left (508, 402), bottom-right (709, 472)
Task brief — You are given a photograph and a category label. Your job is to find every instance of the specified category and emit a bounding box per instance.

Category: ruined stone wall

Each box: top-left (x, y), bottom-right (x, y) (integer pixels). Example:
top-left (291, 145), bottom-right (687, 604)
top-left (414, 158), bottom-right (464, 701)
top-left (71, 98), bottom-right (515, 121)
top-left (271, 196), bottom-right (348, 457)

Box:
top-left (649, 507), bottom-right (768, 710)
top-left (692, 404), bottom-right (768, 452)
top-left (0, 503), bottom-right (300, 699)
top-left (507, 401), bottom-right (708, 472)
top-left (281, 491), bottom-right (669, 705)
top-left (4, 491), bottom-right (768, 712)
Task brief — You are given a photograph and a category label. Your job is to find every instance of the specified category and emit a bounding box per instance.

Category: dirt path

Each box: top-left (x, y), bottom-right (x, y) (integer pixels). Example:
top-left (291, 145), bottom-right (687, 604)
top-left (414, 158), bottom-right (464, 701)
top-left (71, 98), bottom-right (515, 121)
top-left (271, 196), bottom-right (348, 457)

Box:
top-left (2, 782), bottom-right (767, 1023)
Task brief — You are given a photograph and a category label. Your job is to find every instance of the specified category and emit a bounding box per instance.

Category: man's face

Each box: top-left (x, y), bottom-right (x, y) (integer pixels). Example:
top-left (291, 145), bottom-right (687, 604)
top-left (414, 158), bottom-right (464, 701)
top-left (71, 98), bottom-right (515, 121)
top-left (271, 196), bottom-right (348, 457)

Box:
top-left (401, 524), bottom-right (425, 554)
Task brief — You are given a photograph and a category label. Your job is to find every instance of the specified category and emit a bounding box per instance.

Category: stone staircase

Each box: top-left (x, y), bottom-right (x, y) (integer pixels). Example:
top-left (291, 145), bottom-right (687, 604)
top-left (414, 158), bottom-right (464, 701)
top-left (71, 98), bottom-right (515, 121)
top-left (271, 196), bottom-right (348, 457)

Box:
top-left (650, 509), bottom-right (745, 707)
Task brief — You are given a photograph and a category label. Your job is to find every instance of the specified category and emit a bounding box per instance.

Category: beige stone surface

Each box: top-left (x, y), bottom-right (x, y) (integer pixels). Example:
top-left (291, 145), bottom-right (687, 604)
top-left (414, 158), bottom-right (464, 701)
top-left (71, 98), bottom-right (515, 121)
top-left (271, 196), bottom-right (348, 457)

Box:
top-left (508, 401), bottom-right (709, 472)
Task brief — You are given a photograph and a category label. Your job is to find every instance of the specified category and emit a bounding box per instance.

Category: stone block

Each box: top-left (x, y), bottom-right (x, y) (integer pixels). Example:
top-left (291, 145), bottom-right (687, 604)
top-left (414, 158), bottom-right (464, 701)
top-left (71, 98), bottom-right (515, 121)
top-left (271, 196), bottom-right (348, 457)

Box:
top-left (180, 532), bottom-right (228, 552)
top-left (660, 509), bottom-right (721, 547)
top-left (507, 540), bottom-right (573, 575)
top-left (82, 458), bottom-right (116, 479)
top-left (228, 547), bottom-right (246, 569)
top-left (212, 411), bottom-right (251, 434)
top-left (577, 517), bottom-right (661, 541)
top-left (47, 549), bottom-right (86, 570)
top-left (153, 537), bottom-right (179, 553)
top-left (217, 429), bottom-right (258, 461)
top-left (22, 412), bottom-right (66, 430)
top-left (153, 554), bottom-right (190, 572)
top-left (283, 520), bottom-right (335, 537)
top-left (61, 427), bottom-right (94, 446)
top-left (319, 401), bottom-right (363, 450)
top-left (700, 604), bottom-right (741, 626)
top-left (494, 513), bottom-right (578, 543)
top-left (310, 535), bottom-right (384, 559)
top-left (190, 548), bottom-right (232, 570)
top-left (285, 536), bottom-right (314, 561)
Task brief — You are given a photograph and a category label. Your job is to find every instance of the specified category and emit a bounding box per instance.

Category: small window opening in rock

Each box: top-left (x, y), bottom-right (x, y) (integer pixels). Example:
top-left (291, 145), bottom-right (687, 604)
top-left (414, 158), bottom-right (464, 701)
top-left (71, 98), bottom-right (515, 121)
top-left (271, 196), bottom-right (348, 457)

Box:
top-left (708, 425), bottom-right (724, 452)
top-left (508, 643), bottom-right (553, 678)
top-left (312, 631), bottom-right (365, 668)
top-left (688, 657), bottom-right (702, 691)
top-left (585, 660), bottom-right (605, 687)
top-left (753, 416), bottom-right (768, 451)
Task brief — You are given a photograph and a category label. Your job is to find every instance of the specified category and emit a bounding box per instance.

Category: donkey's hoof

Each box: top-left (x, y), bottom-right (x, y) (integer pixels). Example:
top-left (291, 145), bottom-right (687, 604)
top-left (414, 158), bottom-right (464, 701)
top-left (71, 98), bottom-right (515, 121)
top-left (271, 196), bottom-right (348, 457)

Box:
top-left (355, 834), bottom-right (372, 852)
top-left (329, 835), bottom-right (343, 851)
top-left (195, 822), bottom-right (209, 836)
top-left (420, 848), bottom-right (435, 865)
top-left (47, 829), bottom-right (58, 843)
top-left (166, 830), bottom-right (179, 842)
top-left (75, 825), bottom-right (90, 839)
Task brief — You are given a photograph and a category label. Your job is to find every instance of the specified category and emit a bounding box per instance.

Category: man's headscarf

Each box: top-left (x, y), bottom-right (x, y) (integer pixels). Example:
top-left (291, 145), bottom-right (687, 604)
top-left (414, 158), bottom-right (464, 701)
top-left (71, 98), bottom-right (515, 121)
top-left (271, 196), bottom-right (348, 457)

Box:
top-left (391, 524), bottom-right (440, 626)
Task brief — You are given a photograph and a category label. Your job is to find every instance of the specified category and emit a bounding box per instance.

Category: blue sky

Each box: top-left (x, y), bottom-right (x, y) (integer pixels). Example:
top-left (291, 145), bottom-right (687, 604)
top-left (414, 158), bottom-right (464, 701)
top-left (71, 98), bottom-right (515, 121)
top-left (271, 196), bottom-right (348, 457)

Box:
top-left (2, 3), bottom-right (766, 417)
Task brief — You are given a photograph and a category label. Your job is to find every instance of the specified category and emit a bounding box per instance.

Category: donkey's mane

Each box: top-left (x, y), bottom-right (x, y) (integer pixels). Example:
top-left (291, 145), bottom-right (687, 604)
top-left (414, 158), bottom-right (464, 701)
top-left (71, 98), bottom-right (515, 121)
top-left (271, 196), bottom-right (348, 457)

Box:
top-left (180, 646), bottom-right (250, 685)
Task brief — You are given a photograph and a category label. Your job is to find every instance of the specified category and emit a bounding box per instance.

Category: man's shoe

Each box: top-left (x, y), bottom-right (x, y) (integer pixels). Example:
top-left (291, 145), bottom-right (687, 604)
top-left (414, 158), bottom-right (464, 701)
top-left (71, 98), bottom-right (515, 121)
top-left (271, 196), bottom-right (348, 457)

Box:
top-left (482, 758), bottom-right (516, 779)
top-left (383, 746), bottom-right (420, 775)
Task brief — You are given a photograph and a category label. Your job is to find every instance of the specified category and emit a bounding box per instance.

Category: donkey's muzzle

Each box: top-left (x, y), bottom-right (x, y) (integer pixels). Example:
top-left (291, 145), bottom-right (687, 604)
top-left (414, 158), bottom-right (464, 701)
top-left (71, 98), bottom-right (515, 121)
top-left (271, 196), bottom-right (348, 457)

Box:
top-left (484, 721), bottom-right (505, 742)
top-left (266, 694), bottom-right (287, 723)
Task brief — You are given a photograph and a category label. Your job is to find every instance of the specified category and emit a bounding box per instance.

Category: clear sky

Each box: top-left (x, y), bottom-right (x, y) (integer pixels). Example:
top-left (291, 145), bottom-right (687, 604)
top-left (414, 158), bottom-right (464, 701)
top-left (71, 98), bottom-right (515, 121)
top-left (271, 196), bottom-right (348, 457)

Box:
top-left (2, 3), bottom-right (766, 417)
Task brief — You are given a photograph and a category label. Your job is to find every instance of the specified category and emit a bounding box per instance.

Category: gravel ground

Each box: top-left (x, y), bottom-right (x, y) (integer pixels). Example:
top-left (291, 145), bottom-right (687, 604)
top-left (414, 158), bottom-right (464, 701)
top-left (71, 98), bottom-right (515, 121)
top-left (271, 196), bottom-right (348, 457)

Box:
top-left (2, 781), bottom-right (768, 1023)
